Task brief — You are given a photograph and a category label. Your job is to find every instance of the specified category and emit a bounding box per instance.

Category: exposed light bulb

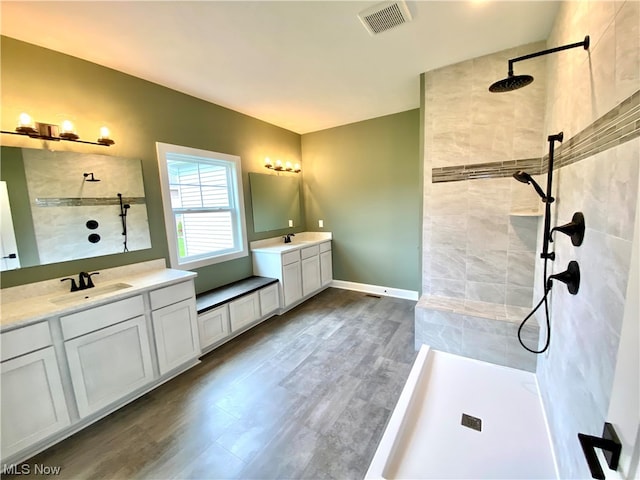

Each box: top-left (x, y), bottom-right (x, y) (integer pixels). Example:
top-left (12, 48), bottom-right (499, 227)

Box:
top-left (17, 112), bottom-right (33, 128)
top-left (97, 126), bottom-right (114, 145)
top-left (61, 120), bottom-right (75, 133)
top-left (294, 163), bottom-right (301, 172)
top-left (285, 161), bottom-right (292, 171)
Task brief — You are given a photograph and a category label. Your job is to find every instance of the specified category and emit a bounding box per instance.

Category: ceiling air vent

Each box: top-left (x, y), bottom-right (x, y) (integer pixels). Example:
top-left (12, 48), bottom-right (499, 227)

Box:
top-left (358, 1), bottom-right (412, 35)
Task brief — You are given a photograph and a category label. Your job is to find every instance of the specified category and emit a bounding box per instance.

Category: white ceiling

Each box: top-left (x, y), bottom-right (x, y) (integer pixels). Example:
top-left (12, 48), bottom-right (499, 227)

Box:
top-left (0, 1), bottom-right (559, 134)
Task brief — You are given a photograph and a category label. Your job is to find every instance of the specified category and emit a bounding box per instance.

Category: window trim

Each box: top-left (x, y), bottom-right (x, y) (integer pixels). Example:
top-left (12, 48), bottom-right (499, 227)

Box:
top-left (156, 142), bottom-right (248, 270)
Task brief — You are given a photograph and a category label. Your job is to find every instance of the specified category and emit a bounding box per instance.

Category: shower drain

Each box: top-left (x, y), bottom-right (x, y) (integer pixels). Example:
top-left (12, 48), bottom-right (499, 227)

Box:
top-left (461, 413), bottom-right (482, 432)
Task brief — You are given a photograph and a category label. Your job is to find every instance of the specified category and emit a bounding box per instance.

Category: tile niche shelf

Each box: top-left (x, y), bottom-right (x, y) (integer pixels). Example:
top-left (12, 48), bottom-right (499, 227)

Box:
top-left (509, 209), bottom-right (543, 216)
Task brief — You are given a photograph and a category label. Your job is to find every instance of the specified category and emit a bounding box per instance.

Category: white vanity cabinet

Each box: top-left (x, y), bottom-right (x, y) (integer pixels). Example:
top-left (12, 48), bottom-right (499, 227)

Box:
top-left (61, 296), bottom-right (154, 418)
top-left (150, 281), bottom-right (200, 376)
top-left (252, 236), bottom-right (332, 311)
top-left (0, 323), bottom-right (70, 460)
top-left (0, 264), bottom-right (200, 466)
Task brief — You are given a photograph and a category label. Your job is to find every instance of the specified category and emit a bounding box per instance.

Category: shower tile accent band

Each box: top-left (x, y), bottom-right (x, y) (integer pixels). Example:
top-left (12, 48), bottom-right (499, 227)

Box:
top-left (433, 89), bottom-right (640, 183)
top-left (35, 197), bottom-right (146, 207)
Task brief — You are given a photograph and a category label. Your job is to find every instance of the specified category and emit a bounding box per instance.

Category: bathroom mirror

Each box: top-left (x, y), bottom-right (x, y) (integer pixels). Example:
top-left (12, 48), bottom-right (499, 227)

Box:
top-left (249, 172), bottom-right (301, 232)
top-left (0, 146), bottom-right (151, 270)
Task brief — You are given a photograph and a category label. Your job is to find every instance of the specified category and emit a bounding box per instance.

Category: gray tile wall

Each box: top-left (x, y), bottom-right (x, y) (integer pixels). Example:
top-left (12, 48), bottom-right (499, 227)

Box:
top-left (536, 3), bottom-right (640, 476)
top-left (422, 41), bottom-right (548, 304)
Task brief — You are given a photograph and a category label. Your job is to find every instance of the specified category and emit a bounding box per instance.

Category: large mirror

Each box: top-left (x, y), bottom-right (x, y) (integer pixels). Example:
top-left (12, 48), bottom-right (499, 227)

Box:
top-left (249, 173), bottom-right (301, 232)
top-left (0, 146), bottom-right (151, 271)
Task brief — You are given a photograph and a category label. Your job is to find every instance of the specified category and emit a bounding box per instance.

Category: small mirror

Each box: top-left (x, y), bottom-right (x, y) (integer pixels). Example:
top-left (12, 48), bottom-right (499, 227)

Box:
top-left (249, 173), bottom-right (301, 232)
top-left (0, 146), bottom-right (151, 269)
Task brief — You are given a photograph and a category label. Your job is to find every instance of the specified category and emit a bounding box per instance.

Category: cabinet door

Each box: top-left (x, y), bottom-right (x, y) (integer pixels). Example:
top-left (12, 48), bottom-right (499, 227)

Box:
top-left (320, 250), bottom-right (333, 286)
top-left (259, 283), bottom-right (280, 316)
top-left (198, 305), bottom-right (230, 350)
top-left (1, 347), bottom-right (70, 459)
top-left (229, 292), bottom-right (260, 332)
top-left (302, 255), bottom-right (321, 296)
top-left (282, 261), bottom-right (302, 307)
top-left (152, 299), bottom-right (200, 375)
top-left (65, 316), bottom-right (154, 418)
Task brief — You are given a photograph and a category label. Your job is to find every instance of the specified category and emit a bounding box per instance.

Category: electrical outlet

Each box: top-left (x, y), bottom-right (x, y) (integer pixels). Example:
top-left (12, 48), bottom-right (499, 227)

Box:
top-left (288, 219), bottom-right (293, 227)
top-left (319, 219), bottom-right (324, 228)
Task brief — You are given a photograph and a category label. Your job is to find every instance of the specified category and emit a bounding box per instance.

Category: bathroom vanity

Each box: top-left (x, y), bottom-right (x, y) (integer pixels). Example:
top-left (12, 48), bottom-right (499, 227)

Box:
top-left (0, 260), bottom-right (199, 465)
top-left (250, 232), bottom-right (332, 311)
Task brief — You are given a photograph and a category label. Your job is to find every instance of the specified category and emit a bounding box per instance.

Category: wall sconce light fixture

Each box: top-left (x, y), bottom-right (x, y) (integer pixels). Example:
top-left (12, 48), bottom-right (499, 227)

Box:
top-left (264, 157), bottom-right (301, 173)
top-left (2, 113), bottom-right (115, 146)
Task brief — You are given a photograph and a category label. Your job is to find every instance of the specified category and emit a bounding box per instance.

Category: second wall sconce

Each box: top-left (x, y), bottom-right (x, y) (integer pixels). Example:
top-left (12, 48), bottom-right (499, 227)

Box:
top-left (264, 157), bottom-right (301, 173)
top-left (2, 113), bottom-right (115, 146)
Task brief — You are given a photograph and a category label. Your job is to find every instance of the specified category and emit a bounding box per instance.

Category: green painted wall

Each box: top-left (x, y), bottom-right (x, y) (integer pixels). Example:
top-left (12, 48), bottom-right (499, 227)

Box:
top-left (301, 110), bottom-right (421, 293)
top-left (0, 36), bottom-right (303, 292)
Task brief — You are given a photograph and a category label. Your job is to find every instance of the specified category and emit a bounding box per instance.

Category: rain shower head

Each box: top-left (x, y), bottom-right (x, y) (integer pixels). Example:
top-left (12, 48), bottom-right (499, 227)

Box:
top-left (513, 170), bottom-right (547, 202)
top-left (489, 74), bottom-right (534, 93)
top-left (489, 36), bottom-right (589, 93)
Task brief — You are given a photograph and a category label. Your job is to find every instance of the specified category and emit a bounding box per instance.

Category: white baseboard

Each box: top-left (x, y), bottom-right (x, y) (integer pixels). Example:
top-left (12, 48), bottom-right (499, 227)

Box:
top-left (330, 280), bottom-right (419, 301)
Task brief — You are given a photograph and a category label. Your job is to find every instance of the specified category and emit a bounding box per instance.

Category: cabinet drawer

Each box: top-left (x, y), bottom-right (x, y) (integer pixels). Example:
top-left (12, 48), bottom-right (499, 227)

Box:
top-left (61, 295), bottom-right (144, 340)
top-left (1, 322), bottom-right (52, 362)
top-left (301, 245), bottom-right (320, 259)
top-left (282, 250), bottom-right (300, 265)
top-left (229, 292), bottom-right (260, 332)
top-left (150, 281), bottom-right (195, 310)
top-left (319, 241), bottom-right (332, 253)
top-left (259, 284), bottom-right (280, 316)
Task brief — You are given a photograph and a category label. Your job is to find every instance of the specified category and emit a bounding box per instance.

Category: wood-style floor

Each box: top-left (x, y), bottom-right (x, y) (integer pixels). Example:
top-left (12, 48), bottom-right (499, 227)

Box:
top-left (9, 288), bottom-right (418, 480)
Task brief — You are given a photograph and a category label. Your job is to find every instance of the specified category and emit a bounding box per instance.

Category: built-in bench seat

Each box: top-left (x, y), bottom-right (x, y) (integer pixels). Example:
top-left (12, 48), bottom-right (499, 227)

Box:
top-left (195, 276), bottom-right (280, 354)
top-left (196, 276), bottom-right (278, 314)
top-left (414, 295), bottom-right (540, 372)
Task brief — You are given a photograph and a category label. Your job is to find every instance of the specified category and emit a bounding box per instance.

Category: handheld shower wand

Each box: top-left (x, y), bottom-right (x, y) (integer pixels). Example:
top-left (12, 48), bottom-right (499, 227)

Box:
top-left (513, 132), bottom-right (569, 354)
top-left (512, 170), bottom-right (550, 203)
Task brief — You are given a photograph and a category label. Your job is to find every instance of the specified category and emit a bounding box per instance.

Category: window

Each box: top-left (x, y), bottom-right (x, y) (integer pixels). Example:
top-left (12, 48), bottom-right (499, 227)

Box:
top-left (156, 143), bottom-right (248, 270)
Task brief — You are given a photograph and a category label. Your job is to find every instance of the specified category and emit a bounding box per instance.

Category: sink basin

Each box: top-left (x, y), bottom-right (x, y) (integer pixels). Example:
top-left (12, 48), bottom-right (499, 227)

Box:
top-left (49, 282), bottom-right (133, 305)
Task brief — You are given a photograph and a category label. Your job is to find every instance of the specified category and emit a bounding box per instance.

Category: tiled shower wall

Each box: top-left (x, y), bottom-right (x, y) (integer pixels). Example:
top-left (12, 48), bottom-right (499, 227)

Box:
top-left (422, 42), bottom-right (548, 306)
top-left (536, 1), bottom-right (640, 478)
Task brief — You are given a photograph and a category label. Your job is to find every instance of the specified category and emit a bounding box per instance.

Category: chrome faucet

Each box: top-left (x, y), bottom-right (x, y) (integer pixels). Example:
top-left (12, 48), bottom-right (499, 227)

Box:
top-left (283, 233), bottom-right (295, 244)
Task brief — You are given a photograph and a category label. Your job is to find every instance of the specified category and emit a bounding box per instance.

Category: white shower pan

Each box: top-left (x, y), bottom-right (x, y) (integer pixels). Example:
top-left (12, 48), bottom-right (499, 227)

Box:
top-left (365, 345), bottom-right (558, 479)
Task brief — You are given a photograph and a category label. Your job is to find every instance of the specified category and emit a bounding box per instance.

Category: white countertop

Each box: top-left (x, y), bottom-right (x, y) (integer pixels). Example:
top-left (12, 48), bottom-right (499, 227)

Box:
top-left (1, 260), bottom-right (196, 332)
top-left (250, 231), bottom-right (332, 254)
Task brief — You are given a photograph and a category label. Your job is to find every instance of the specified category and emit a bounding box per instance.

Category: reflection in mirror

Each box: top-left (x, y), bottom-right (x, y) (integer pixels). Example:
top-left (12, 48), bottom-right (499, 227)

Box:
top-left (0, 146), bottom-right (151, 269)
top-left (249, 173), bottom-right (301, 233)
